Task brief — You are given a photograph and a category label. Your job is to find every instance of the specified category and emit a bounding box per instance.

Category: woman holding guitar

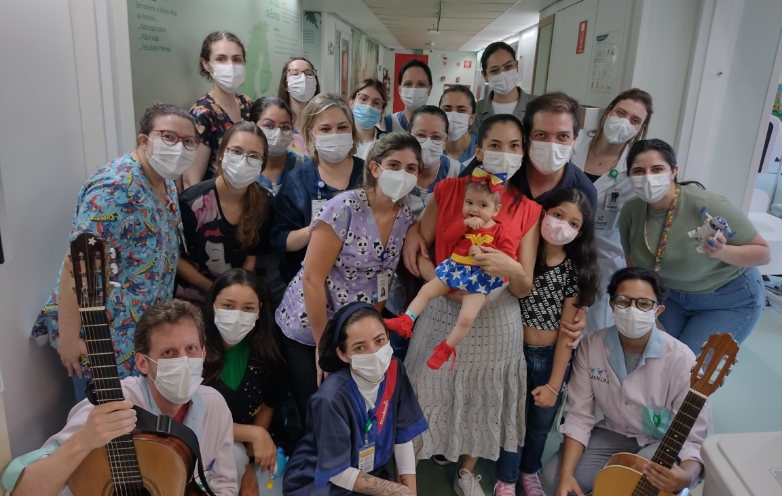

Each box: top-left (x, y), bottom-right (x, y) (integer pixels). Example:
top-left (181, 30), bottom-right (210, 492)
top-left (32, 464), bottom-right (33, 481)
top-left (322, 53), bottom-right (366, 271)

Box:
top-left (540, 267), bottom-right (712, 496)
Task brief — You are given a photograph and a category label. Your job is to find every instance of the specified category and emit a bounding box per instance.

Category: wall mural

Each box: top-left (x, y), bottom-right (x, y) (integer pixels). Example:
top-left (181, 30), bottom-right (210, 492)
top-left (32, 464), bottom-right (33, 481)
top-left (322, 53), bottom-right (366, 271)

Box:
top-left (351, 30), bottom-right (380, 92)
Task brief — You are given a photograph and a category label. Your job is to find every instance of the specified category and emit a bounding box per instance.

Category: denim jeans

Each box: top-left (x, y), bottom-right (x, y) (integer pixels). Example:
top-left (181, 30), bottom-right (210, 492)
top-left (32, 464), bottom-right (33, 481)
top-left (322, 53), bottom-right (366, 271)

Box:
top-left (496, 343), bottom-right (567, 483)
top-left (659, 267), bottom-right (765, 354)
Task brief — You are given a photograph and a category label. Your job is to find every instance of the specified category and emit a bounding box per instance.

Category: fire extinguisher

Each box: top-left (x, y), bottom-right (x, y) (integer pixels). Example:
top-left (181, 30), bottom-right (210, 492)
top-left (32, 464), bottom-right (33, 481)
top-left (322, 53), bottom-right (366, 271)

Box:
top-left (383, 69), bottom-right (391, 96)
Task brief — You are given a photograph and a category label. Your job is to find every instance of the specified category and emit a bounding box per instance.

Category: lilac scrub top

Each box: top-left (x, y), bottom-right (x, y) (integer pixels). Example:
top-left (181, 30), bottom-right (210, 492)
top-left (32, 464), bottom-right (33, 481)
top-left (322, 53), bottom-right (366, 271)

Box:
top-left (275, 189), bottom-right (414, 346)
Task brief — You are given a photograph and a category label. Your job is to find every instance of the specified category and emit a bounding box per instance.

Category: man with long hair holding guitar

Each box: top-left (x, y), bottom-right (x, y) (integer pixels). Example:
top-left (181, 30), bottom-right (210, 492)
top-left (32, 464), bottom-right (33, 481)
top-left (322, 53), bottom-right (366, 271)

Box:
top-left (540, 267), bottom-right (713, 496)
top-left (4, 299), bottom-right (238, 496)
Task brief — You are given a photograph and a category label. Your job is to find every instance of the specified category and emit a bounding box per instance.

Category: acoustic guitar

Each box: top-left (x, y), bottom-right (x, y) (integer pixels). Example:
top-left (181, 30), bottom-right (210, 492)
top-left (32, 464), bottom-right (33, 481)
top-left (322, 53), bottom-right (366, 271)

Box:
top-left (591, 333), bottom-right (739, 496)
top-left (65, 233), bottom-right (204, 496)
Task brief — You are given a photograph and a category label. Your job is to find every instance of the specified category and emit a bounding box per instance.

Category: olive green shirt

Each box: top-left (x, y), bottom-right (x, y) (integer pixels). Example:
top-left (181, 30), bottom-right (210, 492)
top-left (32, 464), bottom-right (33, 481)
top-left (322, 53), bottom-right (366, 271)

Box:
top-left (470, 87), bottom-right (535, 136)
top-left (619, 184), bottom-right (758, 293)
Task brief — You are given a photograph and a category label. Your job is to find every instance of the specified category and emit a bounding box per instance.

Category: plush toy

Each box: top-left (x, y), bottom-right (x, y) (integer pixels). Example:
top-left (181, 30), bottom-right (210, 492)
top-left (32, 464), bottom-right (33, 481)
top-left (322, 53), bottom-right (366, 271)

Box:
top-left (688, 207), bottom-right (736, 253)
top-left (265, 447), bottom-right (289, 490)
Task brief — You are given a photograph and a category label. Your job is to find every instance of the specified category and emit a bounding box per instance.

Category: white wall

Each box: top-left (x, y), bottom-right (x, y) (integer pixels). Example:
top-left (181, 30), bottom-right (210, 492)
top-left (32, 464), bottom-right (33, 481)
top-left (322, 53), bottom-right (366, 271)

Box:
top-left (0, 0), bottom-right (89, 456)
top-left (424, 51), bottom-right (480, 107)
top-left (546, 0), bottom-right (599, 103)
top-left (518, 26), bottom-right (539, 94)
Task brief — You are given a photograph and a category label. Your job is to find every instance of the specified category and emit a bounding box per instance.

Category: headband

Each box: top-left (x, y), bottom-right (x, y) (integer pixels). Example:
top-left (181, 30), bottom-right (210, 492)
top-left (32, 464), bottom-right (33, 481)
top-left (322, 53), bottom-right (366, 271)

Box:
top-left (332, 302), bottom-right (376, 348)
top-left (471, 166), bottom-right (505, 193)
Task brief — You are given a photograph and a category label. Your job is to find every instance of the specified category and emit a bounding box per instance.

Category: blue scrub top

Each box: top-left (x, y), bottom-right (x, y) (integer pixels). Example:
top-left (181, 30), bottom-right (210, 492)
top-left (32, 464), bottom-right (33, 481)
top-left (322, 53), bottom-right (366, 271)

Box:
top-left (256, 150), bottom-right (303, 194)
top-left (456, 133), bottom-right (479, 165)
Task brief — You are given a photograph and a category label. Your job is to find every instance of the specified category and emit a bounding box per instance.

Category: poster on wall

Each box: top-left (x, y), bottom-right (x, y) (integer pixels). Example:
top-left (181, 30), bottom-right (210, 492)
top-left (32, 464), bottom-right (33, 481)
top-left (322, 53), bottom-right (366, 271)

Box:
top-left (773, 84), bottom-right (782, 120)
top-left (302, 12), bottom-right (322, 73)
top-left (589, 31), bottom-right (621, 93)
top-left (351, 31), bottom-right (379, 93)
top-left (127, 0), bottom-right (302, 124)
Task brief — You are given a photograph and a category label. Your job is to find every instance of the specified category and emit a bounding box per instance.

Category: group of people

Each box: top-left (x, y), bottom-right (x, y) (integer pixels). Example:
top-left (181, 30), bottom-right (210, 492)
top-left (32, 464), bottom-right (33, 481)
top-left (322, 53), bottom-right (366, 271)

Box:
top-left (4, 33), bottom-right (771, 496)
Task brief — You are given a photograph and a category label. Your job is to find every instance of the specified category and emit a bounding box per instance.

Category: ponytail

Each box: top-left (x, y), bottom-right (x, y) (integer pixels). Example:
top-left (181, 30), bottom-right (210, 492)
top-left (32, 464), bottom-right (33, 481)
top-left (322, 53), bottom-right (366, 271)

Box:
top-left (236, 182), bottom-right (270, 253)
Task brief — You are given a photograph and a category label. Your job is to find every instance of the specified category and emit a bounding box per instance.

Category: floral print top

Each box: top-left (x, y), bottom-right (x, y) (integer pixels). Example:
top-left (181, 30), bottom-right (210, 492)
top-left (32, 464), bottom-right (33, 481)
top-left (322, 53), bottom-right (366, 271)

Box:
top-left (190, 93), bottom-right (253, 180)
top-left (31, 154), bottom-right (181, 378)
top-left (275, 189), bottom-right (414, 346)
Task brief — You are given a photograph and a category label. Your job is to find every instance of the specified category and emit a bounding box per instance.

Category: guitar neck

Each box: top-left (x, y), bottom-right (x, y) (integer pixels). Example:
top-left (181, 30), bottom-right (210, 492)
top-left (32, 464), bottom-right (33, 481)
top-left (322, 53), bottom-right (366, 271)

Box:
top-left (633, 389), bottom-right (707, 496)
top-left (79, 307), bottom-right (145, 488)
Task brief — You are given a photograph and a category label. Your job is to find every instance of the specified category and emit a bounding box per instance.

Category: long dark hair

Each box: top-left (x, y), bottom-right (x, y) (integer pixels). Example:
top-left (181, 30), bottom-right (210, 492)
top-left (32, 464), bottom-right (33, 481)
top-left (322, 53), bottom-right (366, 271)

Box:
top-left (277, 56), bottom-right (321, 107)
top-left (626, 139), bottom-right (705, 189)
top-left (537, 188), bottom-right (600, 307)
top-left (318, 303), bottom-right (386, 373)
top-left (202, 269), bottom-right (285, 381)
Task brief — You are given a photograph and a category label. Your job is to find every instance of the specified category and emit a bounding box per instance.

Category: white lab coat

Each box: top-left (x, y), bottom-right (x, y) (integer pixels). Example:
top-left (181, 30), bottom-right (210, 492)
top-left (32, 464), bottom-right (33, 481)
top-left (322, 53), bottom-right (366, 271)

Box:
top-left (571, 133), bottom-right (637, 334)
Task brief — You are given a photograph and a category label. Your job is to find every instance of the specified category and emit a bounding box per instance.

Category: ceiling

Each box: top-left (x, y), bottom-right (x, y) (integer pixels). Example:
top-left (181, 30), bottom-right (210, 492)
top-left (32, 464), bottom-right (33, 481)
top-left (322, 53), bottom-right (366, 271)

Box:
top-left (363, 0), bottom-right (520, 51)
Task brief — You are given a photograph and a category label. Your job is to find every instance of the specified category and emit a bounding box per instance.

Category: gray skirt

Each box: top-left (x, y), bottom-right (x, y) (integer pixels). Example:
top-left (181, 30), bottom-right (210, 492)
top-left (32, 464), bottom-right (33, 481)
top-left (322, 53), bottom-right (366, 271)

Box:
top-left (404, 292), bottom-right (527, 462)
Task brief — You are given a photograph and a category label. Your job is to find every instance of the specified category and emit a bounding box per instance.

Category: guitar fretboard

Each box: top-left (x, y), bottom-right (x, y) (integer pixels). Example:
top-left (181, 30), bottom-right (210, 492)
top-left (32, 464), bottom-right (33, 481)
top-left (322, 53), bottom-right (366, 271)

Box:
top-left (632, 390), bottom-right (707, 496)
top-left (80, 308), bottom-right (146, 491)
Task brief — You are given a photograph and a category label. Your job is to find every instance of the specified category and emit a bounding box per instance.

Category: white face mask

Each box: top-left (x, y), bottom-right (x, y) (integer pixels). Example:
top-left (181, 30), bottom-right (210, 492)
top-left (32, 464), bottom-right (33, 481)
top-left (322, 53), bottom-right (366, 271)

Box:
top-left (214, 307), bottom-right (258, 346)
top-left (287, 73), bottom-right (317, 103)
top-left (347, 343), bottom-right (393, 383)
top-left (209, 63), bottom-right (245, 93)
top-left (603, 116), bottom-right (639, 145)
top-left (147, 355), bottom-right (204, 405)
top-left (144, 138), bottom-right (197, 180)
top-left (488, 68), bottom-right (519, 96)
top-left (221, 153), bottom-right (263, 189)
top-left (400, 88), bottom-right (429, 110)
top-left (529, 141), bottom-right (571, 175)
top-left (262, 127), bottom-right (294, 157)
top-left (630, 173), bottom-right (672, 204)
top-left (446, 112), bottom-right (471, 141)
top-left (376, 164), bottom-right (418, 202)
top-left (613, 305), bottom-right (656, 339)
top-left (481, 150), bottom-right (523, 180)
top-left (314, 133), bottom-right (353, 163)
top-left (541, 215), bottom-right (579, 246)
top-left (418, 137), bottom-right (444, 168)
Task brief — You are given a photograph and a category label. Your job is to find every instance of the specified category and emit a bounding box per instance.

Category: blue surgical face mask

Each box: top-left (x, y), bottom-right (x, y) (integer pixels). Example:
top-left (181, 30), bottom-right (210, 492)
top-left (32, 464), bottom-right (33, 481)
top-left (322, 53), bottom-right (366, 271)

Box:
top-left (352, 103), bottom-right (382, 130)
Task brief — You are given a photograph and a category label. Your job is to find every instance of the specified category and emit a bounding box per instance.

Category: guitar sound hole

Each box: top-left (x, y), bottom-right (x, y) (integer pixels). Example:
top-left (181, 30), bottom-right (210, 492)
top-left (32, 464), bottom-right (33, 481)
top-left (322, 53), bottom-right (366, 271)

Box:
top-left (105, 481), bottom-right (156, 496)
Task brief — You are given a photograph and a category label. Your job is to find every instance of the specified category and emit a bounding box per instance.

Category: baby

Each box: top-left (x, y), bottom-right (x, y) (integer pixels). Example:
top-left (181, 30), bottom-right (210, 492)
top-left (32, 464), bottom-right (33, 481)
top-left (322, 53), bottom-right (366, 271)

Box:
top-left (385, 168), bottom-right (514, 369)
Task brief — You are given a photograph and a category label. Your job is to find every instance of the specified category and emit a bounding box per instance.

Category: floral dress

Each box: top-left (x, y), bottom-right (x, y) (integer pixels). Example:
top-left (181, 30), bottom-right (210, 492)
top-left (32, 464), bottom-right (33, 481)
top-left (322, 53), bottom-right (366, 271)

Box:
top-left (275, 189), bottom-right (414, 346)
top-left (190, 93), bottom-right (253, 180)
top-left (31, 154), bottom-right (180, 378)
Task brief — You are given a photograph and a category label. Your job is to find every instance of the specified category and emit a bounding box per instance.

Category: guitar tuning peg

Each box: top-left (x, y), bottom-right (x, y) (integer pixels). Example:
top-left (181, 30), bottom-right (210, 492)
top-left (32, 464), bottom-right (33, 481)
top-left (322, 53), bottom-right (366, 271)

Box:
top-left (725, 369), bottom-right (732, 376)
top-left (719, 380), bottom-right (725, 388)
top-left (733, 358), bottom-right (739, 365)
top-left (690, 366), bottom-right (695, 374)
top-left (700, 343), bottom-right (706, 351)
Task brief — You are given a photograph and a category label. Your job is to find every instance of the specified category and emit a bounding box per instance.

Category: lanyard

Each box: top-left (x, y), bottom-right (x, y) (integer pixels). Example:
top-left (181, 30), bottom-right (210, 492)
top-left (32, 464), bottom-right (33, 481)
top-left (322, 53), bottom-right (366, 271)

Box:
top-left (316, 180), bottom-right (325, 200)
top-left (363, 419), bottom-right (373, 445)
top-left (644, 185), bottom-right (680, 272)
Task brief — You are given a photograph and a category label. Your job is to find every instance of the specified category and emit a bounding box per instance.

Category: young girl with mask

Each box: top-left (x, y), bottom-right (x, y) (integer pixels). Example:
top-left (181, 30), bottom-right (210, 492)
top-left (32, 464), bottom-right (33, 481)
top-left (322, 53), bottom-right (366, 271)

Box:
top-left (274, 132), bottom-right (421, 427)
top-left (176, 122), bottom-right (272, 303)
top-left (471, 42), bottom-right (534, 136)
top-left (381, 59), bottom-right (433, 132)
top-left (540, 267), bottom-right (712, 496)
top-left (571, 88), bottom-right (653, 336)
top-left (202, 269), bottom-right (287, 496)
top-left (619, 139), bottom-right (769, 353)
top-left (385, 173), bottom-right (517, 370)
top-left (349, 79), bottom-right (388, 160)
top-left (184, 31), bottom-right (252, 188)
top-left (269, 92), bottom-right (364, 285)
top-left (440, 85), bottom-right (479, 166)
top-left (278, 57), bottom-right (321, 156)
top-left (494, 187), bottom-right (599, 496)
top-left (283, 303), bottom-right (428, 496)
top-left (251, 96), bottom-right (305, 196)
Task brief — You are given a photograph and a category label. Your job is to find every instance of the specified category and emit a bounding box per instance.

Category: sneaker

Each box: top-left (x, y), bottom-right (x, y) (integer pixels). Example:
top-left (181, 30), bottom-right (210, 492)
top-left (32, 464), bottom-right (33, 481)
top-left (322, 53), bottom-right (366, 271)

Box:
top-left (453, 468), bottom-right (485, 496)
top-left (384, 314), bottom-right (414, 339)
top-left (427, 340), bottom-right (457, 370)
top-left (494, 481), bottom-right (516, 496)
top-left (432, 454), bottom-right (452, 466)
top-left (519, 472), bottom-right (546, 496)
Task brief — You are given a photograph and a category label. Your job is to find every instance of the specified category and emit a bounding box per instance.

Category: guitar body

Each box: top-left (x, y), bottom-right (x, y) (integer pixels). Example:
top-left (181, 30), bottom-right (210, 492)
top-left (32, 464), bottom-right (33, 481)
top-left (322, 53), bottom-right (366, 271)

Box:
top-left (592, 452), bottom-right (674, 496)
top-left (67, 433), bottom-right (203, 496)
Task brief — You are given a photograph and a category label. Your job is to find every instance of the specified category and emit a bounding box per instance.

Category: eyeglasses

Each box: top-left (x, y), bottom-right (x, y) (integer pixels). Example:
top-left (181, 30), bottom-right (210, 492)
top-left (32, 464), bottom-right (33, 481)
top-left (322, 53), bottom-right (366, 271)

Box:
top-left (225, 147), bottom-right (265, 167)
top-left (486, 61), bottom-right (518, 78)
top-left (151, 130), bottom-right (199, 151)
top-left (612, 295), bottom-right (659, 312)
top-left (259, 120), bottom-right (293, 132)
top-left (355, 92), bottom-right (385, 110)
top-left (414, 134), bottom-right (445, 145)
top-left (287, 68), bottom-right (317, 78)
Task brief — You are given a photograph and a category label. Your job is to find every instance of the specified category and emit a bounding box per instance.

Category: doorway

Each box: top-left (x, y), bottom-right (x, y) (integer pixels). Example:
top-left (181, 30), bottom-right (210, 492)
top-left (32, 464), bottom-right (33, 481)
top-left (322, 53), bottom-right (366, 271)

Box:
top-left (392, 53), bottom-right (429, 113)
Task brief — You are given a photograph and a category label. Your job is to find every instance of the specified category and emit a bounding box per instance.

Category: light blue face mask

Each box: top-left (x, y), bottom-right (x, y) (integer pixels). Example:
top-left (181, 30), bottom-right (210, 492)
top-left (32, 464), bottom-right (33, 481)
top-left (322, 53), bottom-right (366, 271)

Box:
top-left (353, 103), bottom-right (382, 130)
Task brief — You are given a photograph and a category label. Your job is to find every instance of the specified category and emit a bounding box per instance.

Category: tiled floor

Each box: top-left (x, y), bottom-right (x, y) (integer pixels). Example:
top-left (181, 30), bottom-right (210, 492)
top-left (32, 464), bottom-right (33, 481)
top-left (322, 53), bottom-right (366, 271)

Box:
top-left (413, 303), bottom-right (782, 495)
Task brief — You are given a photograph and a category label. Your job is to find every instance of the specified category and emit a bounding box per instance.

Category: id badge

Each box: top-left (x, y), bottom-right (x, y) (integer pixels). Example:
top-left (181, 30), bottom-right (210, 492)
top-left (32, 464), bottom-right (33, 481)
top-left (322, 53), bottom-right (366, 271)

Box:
top-left (604, 187), bottom-right (620, 212)
top-left (311, 199), bottom-right (328, 223)
top-left (358, 443), bottom-right (376, 473)
top-left (377, 271), bottom-right (390, 302)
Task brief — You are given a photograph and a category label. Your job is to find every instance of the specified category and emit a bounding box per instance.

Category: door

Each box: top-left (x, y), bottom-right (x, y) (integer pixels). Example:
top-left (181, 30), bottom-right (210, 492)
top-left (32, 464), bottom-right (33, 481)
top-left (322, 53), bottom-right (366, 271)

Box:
top-left (336, 29), bottom-right (351, 100)
top-left (392, 53), bottom-right (429, 113)
top-left (532, 15), bottom-right (555, 95)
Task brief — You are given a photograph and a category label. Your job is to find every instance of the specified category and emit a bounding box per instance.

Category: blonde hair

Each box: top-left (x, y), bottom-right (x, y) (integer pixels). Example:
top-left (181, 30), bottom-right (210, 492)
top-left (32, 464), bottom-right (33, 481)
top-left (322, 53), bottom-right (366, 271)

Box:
top-left (301, 92), bottom-right (359, 163)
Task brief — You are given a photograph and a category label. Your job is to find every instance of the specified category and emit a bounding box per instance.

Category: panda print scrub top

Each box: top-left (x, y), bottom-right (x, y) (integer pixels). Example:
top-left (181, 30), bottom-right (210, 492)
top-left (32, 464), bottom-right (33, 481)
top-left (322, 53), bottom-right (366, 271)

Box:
top-left (275, 189), bottom-right (414, 346)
